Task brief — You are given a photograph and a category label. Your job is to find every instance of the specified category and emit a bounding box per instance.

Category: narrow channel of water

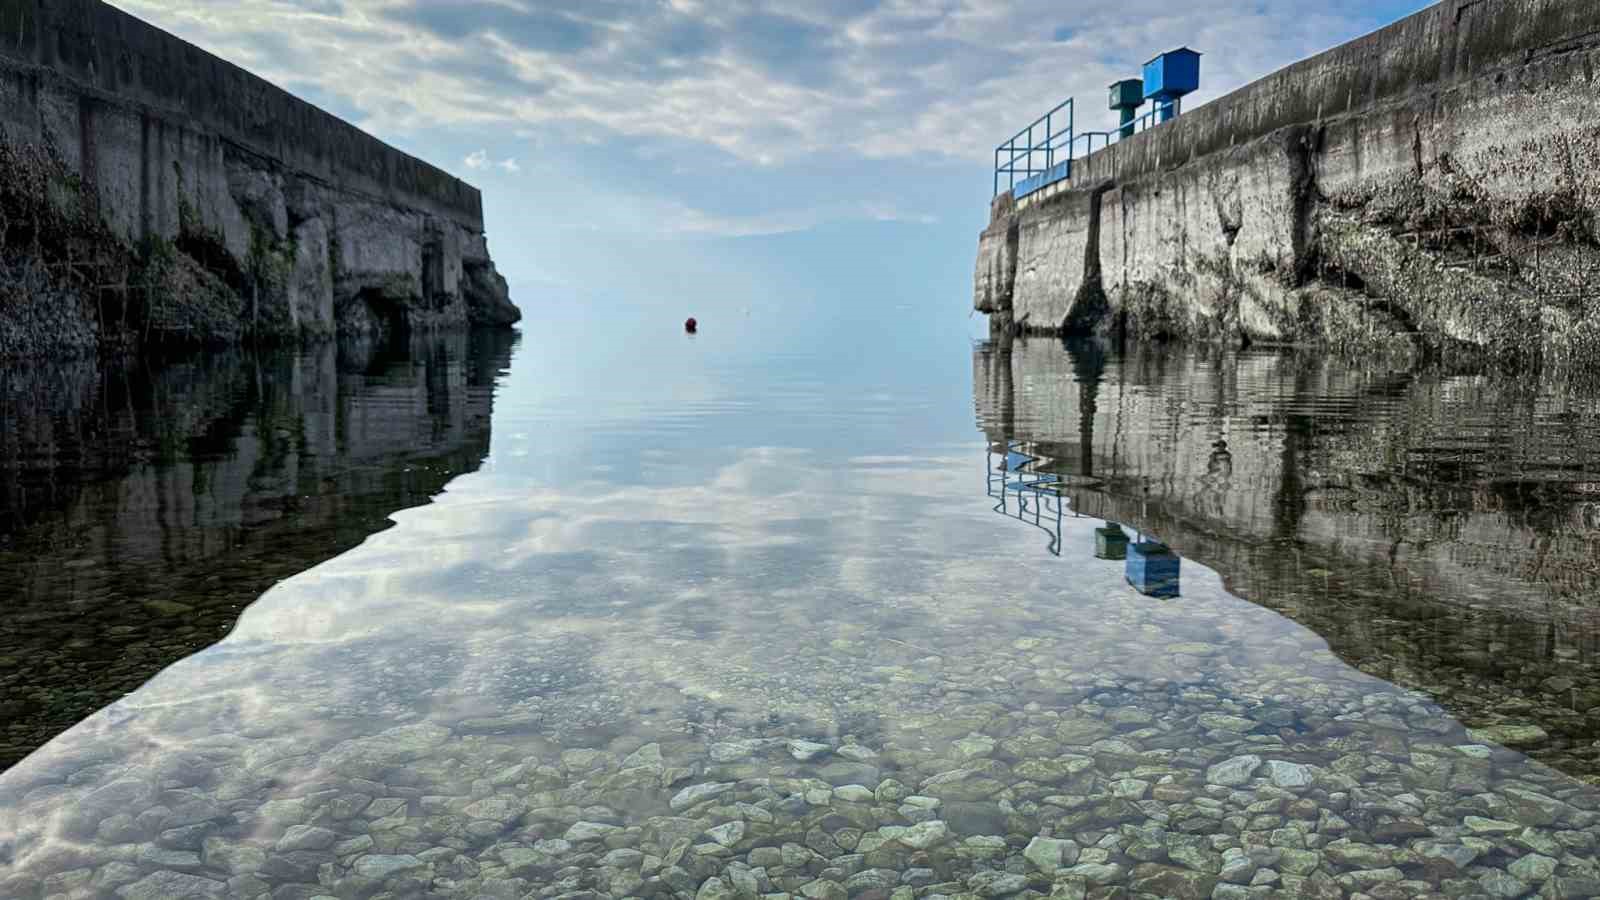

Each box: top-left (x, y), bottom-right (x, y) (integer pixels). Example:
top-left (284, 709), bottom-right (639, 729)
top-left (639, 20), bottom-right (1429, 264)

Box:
top-left (0, 324), bottom-right (1597, 899)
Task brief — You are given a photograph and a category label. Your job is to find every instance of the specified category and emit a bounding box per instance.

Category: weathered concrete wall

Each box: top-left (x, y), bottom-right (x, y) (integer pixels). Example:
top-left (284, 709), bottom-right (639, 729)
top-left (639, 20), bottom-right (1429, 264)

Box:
top-left (0, 0), bottom-right (520, 356)
top-left (1013, 187), bottom-right (1094, 333)
top-left (976, 0), bottom-right (1600, 368)
top-left (973, 195), bottom-right (1016, 330)
top-left (0, 0), bottom-right (480, 229)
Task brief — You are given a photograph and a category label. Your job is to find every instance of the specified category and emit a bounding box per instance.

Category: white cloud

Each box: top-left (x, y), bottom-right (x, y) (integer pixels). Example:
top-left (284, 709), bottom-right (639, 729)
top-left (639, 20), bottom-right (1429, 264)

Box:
top-left (463, 149), bottom-right (520, 174)
top-left (106, 0), bottom-right (1423, 250)
top-left (116, 0), bottom-right (1415, 167)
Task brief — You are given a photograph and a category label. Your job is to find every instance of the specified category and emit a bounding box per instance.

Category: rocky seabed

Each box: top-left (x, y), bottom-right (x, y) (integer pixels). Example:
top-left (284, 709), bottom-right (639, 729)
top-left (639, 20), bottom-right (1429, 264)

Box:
top-left (3, 619), bottom-right (1599, 900)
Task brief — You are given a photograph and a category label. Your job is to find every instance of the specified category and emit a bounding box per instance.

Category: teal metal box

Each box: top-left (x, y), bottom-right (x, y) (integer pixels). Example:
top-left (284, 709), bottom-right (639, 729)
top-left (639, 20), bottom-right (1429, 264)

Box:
top-left (1109, 79), bottom-right (1144, 111)
top-left (1095, 525), bottom-right (1129, 560)
top-left (1125, 541), bottom-right (1181, 598)
top-left (1142, 48), bottom-right (1201, 100)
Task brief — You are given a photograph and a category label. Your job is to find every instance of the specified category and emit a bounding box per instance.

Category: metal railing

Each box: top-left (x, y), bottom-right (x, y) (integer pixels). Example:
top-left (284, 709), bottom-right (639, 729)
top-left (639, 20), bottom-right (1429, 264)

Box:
top-left (1073, 131), bottom-right (1115, 158)
top-left (1117, 99), bottom-right (1179, 140)
top-left (993, 98), bottom-right (1073, 198)
top-left (993, 97), bottom-right (1180, 199)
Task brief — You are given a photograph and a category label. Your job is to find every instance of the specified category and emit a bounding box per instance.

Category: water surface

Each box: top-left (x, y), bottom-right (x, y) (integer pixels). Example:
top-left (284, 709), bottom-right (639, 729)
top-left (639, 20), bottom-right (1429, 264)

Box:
top-left (0, 332), bottom-right (512, 767)
top-left (1, 323), bottom-right (1598, 899)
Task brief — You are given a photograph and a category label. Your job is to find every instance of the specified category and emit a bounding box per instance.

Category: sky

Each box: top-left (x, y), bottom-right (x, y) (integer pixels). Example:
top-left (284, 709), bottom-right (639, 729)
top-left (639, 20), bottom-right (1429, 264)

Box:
top-left (121, 0), bottom-right (1432, 328)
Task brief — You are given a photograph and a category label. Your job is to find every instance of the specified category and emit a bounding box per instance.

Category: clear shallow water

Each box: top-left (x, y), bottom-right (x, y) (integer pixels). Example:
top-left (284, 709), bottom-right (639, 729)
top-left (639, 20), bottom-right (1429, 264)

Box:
top-left (1, 321), bottom-right (1599, 899)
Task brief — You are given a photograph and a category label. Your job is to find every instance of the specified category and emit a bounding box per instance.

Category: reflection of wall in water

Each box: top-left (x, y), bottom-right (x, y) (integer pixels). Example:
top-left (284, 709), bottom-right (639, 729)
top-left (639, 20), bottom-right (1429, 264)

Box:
top-left (973, 339), bottom-right (1600, 775)
top-left (0, 332), bottom-right (514, 769)
top-left (975, 340), bottom-right (1600, 609)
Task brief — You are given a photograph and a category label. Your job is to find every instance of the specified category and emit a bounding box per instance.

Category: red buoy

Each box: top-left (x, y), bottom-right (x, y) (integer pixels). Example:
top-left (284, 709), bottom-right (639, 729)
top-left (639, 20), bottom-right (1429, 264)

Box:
top-left (684, 317), bottom-right (698, 334)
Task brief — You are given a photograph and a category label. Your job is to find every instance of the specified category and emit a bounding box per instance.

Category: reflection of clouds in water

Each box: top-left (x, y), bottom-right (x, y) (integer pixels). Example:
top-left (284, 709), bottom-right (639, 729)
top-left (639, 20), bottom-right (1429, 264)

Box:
top-left (5, 440), bottom-right (1597, 890)
top-left (91, 447), bottom-right (1339, 736)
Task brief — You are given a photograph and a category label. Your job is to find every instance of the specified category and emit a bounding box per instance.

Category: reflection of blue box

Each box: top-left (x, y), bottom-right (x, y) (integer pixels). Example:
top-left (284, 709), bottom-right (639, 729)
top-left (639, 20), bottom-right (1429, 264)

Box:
top-left (1126, 542), bottom-right (1181, 597)
top-left (1095, 526), bottom-right (1129, 560)
top-left (1142, 48), bottom-right (1201, 100)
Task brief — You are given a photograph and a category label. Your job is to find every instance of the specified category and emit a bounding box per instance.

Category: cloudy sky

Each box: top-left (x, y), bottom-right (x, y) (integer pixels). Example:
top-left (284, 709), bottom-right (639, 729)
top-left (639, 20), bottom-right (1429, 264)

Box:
top-left (122, 0), bottom-right (1429, 319)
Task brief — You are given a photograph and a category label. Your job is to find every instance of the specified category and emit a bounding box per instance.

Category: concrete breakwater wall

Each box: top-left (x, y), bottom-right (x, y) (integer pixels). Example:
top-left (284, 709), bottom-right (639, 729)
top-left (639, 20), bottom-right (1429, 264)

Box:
top-left (0, 0), bottom-right (520, 356)
top-left (975, 0), bottom-right (1600, 367)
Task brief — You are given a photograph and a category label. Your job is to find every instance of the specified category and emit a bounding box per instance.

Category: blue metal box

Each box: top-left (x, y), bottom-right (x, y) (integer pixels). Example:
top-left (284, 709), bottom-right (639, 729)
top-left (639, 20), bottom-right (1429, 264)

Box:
top-left (1125, 541), bottom-right (1181, 597)
top-left (1095, 524), bottom-right (1129, 560)
top-left (1142, 48), bottom-right (1201, 100)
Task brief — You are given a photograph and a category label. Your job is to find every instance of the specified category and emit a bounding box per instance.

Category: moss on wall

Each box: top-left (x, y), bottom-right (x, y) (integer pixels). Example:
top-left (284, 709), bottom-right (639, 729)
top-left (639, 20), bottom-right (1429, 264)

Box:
top-left (1, 135), bottom-right (259, 354)
top-left (0, 136), bottom-right (131, 355)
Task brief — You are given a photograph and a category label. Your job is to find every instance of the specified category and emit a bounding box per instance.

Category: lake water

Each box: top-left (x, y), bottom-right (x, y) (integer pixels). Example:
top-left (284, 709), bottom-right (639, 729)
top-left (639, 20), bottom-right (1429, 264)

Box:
top-left (1, 315), bottom-right (1598, 899)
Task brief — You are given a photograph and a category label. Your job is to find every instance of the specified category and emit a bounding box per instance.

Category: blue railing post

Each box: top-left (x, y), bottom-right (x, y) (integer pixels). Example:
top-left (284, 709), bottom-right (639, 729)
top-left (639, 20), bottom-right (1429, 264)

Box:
top-left (1067, 98), bottom-right (1074, 178)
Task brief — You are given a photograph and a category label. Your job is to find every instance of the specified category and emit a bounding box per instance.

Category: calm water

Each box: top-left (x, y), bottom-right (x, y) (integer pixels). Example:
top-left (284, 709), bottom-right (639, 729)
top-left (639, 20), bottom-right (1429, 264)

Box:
top-left (1, 321), bottom-right (1599, 899)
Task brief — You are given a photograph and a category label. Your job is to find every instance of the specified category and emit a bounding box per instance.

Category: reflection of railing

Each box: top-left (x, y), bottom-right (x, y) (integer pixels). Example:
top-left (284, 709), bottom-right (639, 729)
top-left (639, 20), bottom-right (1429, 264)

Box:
top-left (987, 441), bottom-right (1072, 556)
top-left (983, 442), bottom-right (1182, 595)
